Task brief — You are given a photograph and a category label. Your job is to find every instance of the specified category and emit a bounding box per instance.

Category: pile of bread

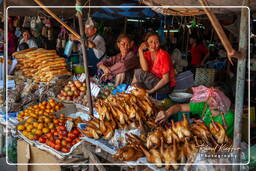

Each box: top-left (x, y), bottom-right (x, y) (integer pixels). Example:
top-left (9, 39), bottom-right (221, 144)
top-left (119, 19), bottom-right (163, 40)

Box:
top-left (12, 48), bottom-right (71, 83)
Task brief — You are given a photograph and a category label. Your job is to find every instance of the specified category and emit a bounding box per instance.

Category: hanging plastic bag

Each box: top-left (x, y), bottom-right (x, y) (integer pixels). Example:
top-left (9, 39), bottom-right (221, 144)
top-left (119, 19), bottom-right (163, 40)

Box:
top-left (22, 16), bottom-right (31, 28)
top-left (36, 16), bottom-right (41, 24)
top-left (64, 40), bottom-right (74, 57)
top-left (30, 17), bottom-right (37, 30)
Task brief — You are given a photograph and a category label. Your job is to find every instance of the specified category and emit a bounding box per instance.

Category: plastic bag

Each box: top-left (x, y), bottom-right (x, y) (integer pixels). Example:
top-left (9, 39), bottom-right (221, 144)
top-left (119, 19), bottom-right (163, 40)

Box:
top-left (190, 85), bottom-right (231, 114)
top-left (108, 129), bottom-right (141, 149)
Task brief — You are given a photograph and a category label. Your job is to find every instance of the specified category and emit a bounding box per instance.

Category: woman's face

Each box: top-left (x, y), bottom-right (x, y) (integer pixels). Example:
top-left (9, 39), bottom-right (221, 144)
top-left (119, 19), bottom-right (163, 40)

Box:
top-left (207, 96), bottom-right (219, 112)
top-left (147, 35), bottom-right (160, 52)
top-left (85, 27), bottom-right (97, 38)
top-left (117, 37), bottom-right (130, 55)
top-left (23, 31), bottom-right (31, 41)
top-left (190, 38), bottom-right (195, 44)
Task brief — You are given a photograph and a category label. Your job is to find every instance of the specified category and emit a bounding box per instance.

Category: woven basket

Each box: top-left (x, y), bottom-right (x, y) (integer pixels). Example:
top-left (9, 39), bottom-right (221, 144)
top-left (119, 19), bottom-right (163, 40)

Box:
top-left (194, 68), bottom-right (216, 87)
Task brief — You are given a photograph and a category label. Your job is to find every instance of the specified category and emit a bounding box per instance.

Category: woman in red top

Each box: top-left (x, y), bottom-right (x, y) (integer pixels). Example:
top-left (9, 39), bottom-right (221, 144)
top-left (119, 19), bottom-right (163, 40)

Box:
top-left (132, 32), bottom-right (176, 94)
top-left (190, 36), bottom-right (209, 66)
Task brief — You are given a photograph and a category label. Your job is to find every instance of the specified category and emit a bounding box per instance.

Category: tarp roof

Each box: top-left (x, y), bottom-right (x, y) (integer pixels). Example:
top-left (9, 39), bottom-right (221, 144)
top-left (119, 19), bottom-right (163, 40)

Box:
top-left (4, 0), bottom-right (255, 18)
top-left (5, 0), bottom-right (157, 18)
top-left (141, 0), bottom-right (256, 16)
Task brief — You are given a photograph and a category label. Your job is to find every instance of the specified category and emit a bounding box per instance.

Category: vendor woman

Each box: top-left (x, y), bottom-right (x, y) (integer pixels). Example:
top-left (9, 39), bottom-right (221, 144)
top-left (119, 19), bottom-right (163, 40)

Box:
top-left (97, 34), bottom-right (139, 86)
top-left (132, 32), bottom-right (176, 95)
top-left (155, 86), bottom-right (234, 138)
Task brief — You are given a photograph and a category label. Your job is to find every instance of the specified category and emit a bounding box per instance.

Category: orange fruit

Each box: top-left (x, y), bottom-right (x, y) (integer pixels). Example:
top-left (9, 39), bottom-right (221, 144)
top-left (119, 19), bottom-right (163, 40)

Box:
top-left (26, 124), bottom-right (33, 132)
top-left (35, 129), bottom-right (42, 136)
top-left (38, 123), bottom-right (44, 130)
top-left (33, 122), bottom-right (39, 128)
top-left (42, 128), bottom-right (50, 134)
top-left (31, 128), bottom-right (37, 134)
top-left (17, 125), bottom-right (25, 131)
top-left (48, 123), bottom-right (54, 129)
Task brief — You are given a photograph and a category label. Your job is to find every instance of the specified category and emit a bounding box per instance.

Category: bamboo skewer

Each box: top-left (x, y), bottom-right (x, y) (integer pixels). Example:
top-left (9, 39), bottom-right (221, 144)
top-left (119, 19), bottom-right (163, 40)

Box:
top-left (33, 0), bottom-right (81, 40)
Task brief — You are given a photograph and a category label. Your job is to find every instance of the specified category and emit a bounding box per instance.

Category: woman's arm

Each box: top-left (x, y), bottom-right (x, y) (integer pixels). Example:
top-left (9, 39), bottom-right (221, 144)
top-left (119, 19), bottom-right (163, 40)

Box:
top-left (147, 72), bottom-right (170, 94)
top-left (138, 42), bottom-right (149, 71)
top-left (155, 104), bottom-right (190, 123)
top-left (201, 51), bottom-right (210, 65)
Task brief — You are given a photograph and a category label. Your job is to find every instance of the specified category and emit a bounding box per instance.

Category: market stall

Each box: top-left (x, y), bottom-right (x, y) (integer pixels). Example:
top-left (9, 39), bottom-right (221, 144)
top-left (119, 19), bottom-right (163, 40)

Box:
top-left (0, 0), bottom-right (253, 170)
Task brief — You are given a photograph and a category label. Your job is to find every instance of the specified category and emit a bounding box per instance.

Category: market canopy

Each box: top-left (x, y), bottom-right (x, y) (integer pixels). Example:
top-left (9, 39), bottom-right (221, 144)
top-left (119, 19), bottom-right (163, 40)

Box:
top-left (140, 0), bottom-right (256, 16)
top-left (5, 0), bottom-right (160, 19)
top-left (4, 0), bottom-right (255, 17)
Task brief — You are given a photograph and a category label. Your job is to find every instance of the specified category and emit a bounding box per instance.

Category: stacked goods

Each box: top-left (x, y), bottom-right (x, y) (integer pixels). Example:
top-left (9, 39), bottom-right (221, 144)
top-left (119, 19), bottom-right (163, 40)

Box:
top-left (79, 87), bottom-right (157, 140)
top-left (113, 115), bottom-right (231, 170)
top-left (17, 99), bottom-right (63, 121)
top-left (17, 113), bottom-right (83, 153)
top-left (57, 80), bottom-right (87, 103)
top-left (13, 48), bottom-right (71, 83)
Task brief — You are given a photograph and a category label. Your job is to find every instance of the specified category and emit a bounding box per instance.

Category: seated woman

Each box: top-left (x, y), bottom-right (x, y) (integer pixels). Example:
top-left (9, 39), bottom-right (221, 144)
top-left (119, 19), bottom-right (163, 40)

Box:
top-left (155, 85), bottom-right (234, 138)
top-left (17, 29), bottom-right (38, 51)
top-left (97, 34), bottom-right (139, 86)
top-left (132, 32), bottom-right (176, 95)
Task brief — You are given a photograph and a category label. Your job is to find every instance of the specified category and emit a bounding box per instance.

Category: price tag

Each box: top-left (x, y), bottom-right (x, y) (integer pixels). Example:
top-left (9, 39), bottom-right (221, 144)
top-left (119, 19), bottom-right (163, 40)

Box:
top-left (95, 146), bottom-right (102, 153)
top-left (90, 82), bottom-right (100, 97)
top-left (79, 73), bottom-right (86, 83)
top-left (65, 120), bottom-right (74, 132)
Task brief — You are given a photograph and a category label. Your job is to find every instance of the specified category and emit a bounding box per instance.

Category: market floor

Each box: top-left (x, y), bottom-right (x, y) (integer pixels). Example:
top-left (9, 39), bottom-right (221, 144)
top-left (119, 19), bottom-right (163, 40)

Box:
top-left (0, 157), bottom-right (17, 171)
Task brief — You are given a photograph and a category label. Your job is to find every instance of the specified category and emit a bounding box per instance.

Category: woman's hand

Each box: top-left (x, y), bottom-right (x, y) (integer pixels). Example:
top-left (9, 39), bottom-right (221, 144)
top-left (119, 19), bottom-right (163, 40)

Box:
top-left (102, 66), bottom-right (111, 75)
top-left (70, 34), bottom-right (79, 41)
top-left (99, 64), bottom-right (111, 75)
top-left (139, 42), bottom-right (148, 52)
top-left (155, 111), bottom-right (169, 124)
top-left (146, 89), bottom-right (155, 94)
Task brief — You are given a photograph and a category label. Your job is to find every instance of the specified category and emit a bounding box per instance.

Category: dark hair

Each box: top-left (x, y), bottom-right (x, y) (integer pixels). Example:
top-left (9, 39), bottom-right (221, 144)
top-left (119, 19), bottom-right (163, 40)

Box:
top-left (22, 28), bottom-right (32, 35)
top-left (144, 32), bottom-right (160, 42)
top-left (19, 42), bottom-right (29, 50)
top-left (116, 33), bottom-right (131, 43)
top-left (190, 35), bottom-right (203, 45)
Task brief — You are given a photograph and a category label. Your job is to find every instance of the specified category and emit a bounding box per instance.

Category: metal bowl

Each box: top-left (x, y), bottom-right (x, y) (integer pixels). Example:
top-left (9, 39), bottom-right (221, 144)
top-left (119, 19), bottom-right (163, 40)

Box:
top-left (169, 92), bottom-right (193, 103)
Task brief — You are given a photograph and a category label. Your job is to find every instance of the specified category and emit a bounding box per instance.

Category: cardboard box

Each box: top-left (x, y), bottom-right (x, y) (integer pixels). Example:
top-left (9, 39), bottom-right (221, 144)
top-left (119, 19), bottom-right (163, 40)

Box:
top-left (17, 140), bottom-right (61, 171)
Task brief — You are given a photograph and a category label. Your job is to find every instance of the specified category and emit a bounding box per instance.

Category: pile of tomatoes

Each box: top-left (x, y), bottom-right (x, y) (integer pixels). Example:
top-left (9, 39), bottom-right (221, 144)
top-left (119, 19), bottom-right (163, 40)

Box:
top-left (39, 125), bottom-right (82, 153)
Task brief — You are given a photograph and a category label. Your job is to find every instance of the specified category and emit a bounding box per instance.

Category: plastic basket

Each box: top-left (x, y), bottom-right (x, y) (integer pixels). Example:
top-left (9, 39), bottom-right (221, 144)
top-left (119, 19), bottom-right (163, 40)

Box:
top-left (174, 71), bottom-right (194, 90)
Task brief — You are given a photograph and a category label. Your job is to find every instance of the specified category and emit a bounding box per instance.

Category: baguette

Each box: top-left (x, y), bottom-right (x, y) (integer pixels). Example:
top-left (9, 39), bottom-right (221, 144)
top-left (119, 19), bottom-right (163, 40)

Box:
top-left (12, 48), bottom-right (37, 57)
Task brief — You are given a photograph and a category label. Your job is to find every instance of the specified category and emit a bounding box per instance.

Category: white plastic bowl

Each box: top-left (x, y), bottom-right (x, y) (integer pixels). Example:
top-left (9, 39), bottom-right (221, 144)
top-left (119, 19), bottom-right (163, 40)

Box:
top-left (169, 92), bottom-right (193, 103)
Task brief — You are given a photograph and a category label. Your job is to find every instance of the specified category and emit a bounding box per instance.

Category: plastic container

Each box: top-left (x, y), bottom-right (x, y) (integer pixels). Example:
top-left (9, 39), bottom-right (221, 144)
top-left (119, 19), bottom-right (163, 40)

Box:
top-left (73, 64), bottom-right (85, 74)
top-left (174, 71), bottom-right (194, 91)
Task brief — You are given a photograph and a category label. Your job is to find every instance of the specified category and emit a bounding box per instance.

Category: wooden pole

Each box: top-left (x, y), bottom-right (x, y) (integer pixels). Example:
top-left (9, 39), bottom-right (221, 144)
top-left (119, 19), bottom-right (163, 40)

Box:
top-left (198, 0), bottom-right (242, 64)
top-left (33, 0), bottom-right (81, 40)
top-left (232, 0), bottom-right (249, 170)
top-left (76, 0), bottom-right (93, 115)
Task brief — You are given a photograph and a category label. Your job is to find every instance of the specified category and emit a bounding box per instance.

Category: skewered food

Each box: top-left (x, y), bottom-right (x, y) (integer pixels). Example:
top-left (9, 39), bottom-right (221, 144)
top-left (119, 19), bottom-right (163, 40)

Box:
top-left (209, 122), bottom-right (229, 144)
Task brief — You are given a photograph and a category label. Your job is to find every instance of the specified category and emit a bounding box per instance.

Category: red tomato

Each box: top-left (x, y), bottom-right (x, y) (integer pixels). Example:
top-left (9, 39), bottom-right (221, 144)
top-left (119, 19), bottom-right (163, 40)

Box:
top-left (55, 139), bottom-right (61, 145)
top-left (72, 129), bottom-right (80, 135)
top-left (61, 130), bottom-right (68, 137)
top-left (65, 137), bottom-right (72, 142)
top-left (61, 147), bottom-right (69, 153)
top-left (59, 125), bottom-right (66, 131)
top-left (68, 132), bottom-right (76, 139)
top-left (55, 144), bottom-right (61, 151)
top-left (46, 133), bottom-right (53, 138)
top-left (61, 140), bottom-right (67, 147)
top-left (39, 137), bottom-right (46, 143)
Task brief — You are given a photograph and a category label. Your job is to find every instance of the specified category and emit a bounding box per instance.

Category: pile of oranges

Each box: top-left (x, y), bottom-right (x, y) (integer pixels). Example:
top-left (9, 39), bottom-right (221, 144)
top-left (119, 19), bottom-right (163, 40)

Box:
top-left (18, 99), bottom-right (63, 121)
